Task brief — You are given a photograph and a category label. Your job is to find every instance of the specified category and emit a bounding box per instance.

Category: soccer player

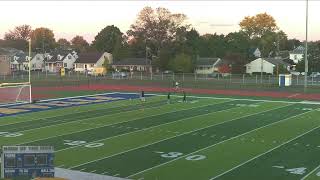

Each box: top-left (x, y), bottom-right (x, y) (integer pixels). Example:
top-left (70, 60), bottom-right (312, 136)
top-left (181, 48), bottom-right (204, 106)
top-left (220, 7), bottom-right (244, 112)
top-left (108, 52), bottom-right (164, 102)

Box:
top-left (167, 92), bottom-right (171, 104)
top-left (140, 90), bottom-right (145, 102)
top-left (175, 81), bottom-right (179, 91)
top-left (183, 91), bottom-right (187, 103)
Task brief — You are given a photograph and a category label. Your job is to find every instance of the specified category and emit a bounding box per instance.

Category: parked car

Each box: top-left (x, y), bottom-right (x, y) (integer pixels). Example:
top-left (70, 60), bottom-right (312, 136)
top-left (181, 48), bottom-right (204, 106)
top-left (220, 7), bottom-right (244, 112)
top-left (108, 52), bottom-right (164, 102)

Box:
top-left (310, 72), bottom-right (320, 78)
top-left (112, 72), bottom-right (128, 78)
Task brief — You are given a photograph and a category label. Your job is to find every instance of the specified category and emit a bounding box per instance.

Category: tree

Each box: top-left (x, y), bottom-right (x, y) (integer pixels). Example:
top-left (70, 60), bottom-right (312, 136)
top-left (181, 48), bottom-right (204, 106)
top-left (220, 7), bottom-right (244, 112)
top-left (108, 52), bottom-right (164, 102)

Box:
top-left (239, 13), bottom-right (278, 38)
top-left (169, 53), bottom-right (193, 73)
top-left (0, 39), bottom-right (28, 50)
top-left (198, 33), bottom-right (227, 58)
top-left (71, 36), bottom-right (89, 53)
top-left (127, 6), bottom-right (189, 56)
top-left (57, 38), bottom-right (71, 48)
top-left (92, 25), bottom-right (124, 53)
top-left (30, 27), bottom-right (56, 52)
top-left (4, 25), bottom-right (32, 41)
top-left (296, 42), bottom-right (320, 73)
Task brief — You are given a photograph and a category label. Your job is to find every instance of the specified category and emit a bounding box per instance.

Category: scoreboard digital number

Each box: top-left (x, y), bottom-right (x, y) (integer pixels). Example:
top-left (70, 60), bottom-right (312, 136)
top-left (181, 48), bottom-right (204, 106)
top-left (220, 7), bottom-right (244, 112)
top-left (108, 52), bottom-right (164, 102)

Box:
top-left (1, 146), bottom-right (54, 179)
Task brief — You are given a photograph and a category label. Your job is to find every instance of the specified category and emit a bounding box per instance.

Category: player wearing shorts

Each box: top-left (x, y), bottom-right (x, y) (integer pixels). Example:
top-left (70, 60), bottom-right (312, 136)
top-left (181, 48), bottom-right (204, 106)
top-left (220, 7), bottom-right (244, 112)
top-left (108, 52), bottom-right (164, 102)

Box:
top-left (140, 91), bottom-right (145, 102)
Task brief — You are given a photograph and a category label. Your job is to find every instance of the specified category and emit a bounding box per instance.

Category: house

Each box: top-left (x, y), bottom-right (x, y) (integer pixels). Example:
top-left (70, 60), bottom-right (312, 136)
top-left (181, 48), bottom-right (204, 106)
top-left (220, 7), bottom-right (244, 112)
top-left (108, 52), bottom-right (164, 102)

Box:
top-left (289, 45), bottom-right (305, 64)
top-left (45, 54), bottom-right (65, 73)
top-left (195, 57), bottom-right (221, 74)
top-left (30, 53), bottom-right (49, 71)
top-left (62, 51), bottom-right (78, 70)
top-left (0, 55), bottom-right (11, 75)
top-left (245, 57), bottom-right (290, 75)
top-left (111, 58), bottom-right (152, 72)
top-left (74, 52), bottom-right (112, 73)
top-left (11, 52), bottom-right (30, 71)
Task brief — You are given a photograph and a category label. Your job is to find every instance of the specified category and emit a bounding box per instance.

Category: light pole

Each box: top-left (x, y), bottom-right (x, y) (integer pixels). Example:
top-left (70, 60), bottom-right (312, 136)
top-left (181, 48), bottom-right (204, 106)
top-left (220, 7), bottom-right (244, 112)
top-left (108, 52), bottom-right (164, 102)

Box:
top-left (304, 0), bottom-right (309, 92)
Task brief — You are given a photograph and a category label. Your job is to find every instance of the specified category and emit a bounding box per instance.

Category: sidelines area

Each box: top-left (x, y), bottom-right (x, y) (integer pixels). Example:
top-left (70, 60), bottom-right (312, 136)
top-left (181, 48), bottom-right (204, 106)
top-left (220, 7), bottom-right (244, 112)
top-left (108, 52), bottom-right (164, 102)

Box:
top-left (1, 92), bottom-right (320, 180)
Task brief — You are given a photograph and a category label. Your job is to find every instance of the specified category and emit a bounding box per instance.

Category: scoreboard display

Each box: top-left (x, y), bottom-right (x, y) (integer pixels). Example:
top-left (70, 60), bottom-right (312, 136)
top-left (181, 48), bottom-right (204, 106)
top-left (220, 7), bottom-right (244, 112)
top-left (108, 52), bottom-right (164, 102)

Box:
top-left (1, 146), bottom-right (54, 178)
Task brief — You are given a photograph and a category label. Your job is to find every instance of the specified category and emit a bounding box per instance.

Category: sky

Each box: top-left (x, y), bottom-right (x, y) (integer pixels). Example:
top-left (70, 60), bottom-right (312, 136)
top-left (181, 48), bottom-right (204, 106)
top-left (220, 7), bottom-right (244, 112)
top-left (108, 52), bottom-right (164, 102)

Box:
top-left (0, 1), bottom-right (319, 43)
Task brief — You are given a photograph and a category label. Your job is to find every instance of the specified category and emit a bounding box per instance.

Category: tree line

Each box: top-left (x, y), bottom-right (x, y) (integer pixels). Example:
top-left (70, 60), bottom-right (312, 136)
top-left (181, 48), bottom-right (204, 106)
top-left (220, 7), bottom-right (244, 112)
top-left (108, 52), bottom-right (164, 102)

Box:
top-left (1, 6), bottom-right (319, 73)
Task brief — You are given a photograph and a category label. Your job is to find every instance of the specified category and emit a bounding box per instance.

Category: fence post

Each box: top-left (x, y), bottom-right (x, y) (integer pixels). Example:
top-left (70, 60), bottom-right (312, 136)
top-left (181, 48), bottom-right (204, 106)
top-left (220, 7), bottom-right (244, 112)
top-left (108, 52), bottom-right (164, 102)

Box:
top-left (194, 73), bottom-right (197, 81)
top-left (242, 74), bottom-right (245, 84)
top-left (21, 73), bottom-right (24, 80)
top-left (140, 71), bottom-right (142, 80)
top-left (13, 72), bottom-right (15, 80)
top-left (312, 76), bottom-right (314, 85)
top-left (230, 73), bottom-right (232, 83)
top-left (297, 75), bottom-right (299, 85)
top-left (183, 73), bottom-right (185, 82)
top-left (38, 71), bottom-right (40, 79)
top-left (151, 72), bottom-right (153, 80)
top-left (161, 72), bottom-right (164, 80)
top-left (269, 75), bottom-right (271, 84)
top-left (255, 75), bottom-right (258, 84)
top-left (173, 72), bottom-right (175, 81)
top-left (218, 74), bottom-right (220, 80)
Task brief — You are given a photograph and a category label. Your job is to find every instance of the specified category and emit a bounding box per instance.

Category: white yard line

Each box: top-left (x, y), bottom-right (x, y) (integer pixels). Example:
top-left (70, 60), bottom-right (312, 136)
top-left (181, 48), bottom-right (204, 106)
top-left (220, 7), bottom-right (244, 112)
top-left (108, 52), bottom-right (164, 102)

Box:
top-left (146, 93), bottom-right (320, 104)
top-left (126, 108), bottom-right (314, 178)
top-left (20, 100), bottom-right (231, 147)
top-left (69, 102), bottom-right (287, 169)
top-left (210, 124), bottom-right (320, 180)
top-left (301, 164), bottom-right (320, 180)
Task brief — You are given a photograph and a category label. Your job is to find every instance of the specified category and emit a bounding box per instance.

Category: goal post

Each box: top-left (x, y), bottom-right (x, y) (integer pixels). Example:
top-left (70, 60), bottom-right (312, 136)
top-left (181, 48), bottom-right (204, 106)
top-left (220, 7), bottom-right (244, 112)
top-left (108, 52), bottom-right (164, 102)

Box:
top-left (0, 82), bottom-right (32, 104)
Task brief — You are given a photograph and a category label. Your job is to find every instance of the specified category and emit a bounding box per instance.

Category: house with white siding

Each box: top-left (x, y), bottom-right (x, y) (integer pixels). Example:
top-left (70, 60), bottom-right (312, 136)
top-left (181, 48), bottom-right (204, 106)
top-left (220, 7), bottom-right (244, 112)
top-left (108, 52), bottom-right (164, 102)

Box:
top-left (289, 45), bottom-right (305, 64)
top-left (30, 53), bottom-right (49, 71)
top-left (111, 58), bottom-right (152, 72)
top-left (245, 57), bottom-right (290, 75)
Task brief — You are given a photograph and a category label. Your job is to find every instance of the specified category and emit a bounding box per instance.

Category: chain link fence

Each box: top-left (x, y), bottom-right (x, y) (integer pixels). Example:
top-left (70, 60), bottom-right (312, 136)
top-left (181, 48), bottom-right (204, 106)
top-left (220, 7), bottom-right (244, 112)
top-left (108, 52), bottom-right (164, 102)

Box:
top-left (1, 71), bottom-right (320, 93)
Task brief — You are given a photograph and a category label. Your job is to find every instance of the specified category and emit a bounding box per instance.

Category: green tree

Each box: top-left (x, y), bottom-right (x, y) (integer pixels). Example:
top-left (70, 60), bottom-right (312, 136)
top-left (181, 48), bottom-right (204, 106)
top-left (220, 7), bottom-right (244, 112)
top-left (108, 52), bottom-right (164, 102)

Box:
top-left (92, 25), bottom-right (124, 53)
top-left (296, 42), bottom-right (320, 73)
top-left (169, 53), bottom-right (193, 73)
top-left (71, 35), bottom-right (89, 53)
top-left (30, 27), bottom-right (56, 52)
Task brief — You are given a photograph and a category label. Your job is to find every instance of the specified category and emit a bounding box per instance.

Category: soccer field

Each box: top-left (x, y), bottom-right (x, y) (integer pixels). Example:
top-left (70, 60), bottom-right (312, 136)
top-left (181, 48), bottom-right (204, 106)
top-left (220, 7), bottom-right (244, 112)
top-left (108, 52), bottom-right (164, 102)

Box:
top-left (1, 92), bottom-right (320, 180)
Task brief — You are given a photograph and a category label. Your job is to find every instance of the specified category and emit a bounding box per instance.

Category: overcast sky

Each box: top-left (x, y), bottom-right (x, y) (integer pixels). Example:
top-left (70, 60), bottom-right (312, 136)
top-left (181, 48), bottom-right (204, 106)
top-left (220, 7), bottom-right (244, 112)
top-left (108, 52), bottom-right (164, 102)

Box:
top-left (0, 1), bottom-right (319, 43)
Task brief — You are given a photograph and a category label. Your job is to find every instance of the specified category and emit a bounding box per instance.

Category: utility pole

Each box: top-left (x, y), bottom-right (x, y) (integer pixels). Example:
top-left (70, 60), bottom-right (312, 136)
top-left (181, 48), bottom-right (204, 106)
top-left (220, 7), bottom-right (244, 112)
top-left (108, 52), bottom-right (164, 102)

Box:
top-left (304, 0), bottom-right (309, 92)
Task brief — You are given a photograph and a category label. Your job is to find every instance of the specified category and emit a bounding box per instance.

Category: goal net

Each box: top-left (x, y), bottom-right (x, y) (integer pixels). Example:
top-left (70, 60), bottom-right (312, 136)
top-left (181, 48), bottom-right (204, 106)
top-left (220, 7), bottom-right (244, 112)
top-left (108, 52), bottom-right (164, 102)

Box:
top-left (0, 83), bottom-right (32, 105)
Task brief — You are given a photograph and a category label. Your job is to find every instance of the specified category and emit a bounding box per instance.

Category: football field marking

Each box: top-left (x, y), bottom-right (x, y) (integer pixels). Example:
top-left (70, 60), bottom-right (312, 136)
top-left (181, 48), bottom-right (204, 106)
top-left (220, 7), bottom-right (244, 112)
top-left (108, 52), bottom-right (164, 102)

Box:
top-left (13, 98), bottom-right (170, 134)
top-left (61, 99), bottom-right (246, 157)
top-left (19, 99), bottom-right (232, 148)
top-left (69, 102), bottom-right (289, 170)
top-left (209, 112), bottom-right (320, 179)
top-left (126, 107), bottom-right (312, 178)
top-left (301, 164), bottom-right (320, 180)
top-left (146, 93), bottom-right (320, 105)
top-left (0, 94), bottom-right (148, 128)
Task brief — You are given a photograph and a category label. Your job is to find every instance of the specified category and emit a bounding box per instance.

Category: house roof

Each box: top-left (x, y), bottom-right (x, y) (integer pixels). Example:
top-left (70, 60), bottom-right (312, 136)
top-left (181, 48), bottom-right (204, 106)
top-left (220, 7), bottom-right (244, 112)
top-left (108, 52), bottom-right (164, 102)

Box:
top-left (75, 52), bottom-right (104, 64)
top-left (196, 57), bottom-right (220, 66)
top-left (291, 45), bottom-right (305, 54)
top-left (46, 53), bottom-right (66, 63)
top-left (264, 58), bottom-right (290, 66)
top-left (112, 58), bottom-right (152, 66)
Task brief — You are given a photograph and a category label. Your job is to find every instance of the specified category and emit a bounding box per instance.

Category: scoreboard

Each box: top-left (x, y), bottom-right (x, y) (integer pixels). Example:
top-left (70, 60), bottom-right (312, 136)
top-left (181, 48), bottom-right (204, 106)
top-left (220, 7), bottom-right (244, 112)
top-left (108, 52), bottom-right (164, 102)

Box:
top-left (1, 146), bottom-right (54, 178)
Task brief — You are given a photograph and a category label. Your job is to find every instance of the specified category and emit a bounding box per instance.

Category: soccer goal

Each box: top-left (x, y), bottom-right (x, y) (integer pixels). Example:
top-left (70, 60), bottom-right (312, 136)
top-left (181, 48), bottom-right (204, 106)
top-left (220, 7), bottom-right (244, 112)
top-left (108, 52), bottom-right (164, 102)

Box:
top-left (0, 82), bottom-right (32, 105)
